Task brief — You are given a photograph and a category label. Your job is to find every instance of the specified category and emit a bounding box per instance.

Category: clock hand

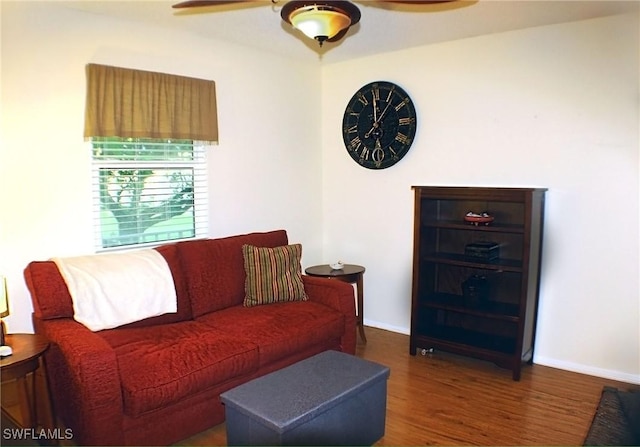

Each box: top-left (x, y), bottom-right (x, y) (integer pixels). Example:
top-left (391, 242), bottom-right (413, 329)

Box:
top-left (365, 101), bottom-right (393, 138)
top-left (372, 90), bottom-right (378, 123)
top-left (377, 100), bottom-right (393, 123)
top-left (364, 123), bottom-right (378, 139)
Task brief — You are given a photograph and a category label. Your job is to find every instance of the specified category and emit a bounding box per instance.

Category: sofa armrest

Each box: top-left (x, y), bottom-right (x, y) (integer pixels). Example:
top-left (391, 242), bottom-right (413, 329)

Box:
top-left (302, 275), bottom-right (357, 354)
top-left (33, 316), bottom-right (124, 446)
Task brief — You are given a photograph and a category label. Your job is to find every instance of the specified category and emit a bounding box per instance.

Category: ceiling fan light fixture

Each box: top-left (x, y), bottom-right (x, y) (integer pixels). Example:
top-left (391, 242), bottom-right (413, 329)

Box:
top-left (281, 1), bottom-right (361, 47)
top-left (291, 7), bottom-right (350, 42)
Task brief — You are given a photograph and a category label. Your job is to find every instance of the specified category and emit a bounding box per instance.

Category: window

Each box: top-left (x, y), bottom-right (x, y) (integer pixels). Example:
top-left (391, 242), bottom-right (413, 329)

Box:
top-left (91, 137), bottom-right (208, 251)
top-left (84, 64), bottom-right (217, 251)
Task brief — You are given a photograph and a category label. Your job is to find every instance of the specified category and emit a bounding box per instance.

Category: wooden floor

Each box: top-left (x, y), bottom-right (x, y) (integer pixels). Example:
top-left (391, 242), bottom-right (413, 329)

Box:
top-left (179, 326), bottom-right (637, 446)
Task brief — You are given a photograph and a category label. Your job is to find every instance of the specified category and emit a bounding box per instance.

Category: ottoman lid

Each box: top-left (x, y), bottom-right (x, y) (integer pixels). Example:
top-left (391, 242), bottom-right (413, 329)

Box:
top-left (220, 350), bottom-right (390, 433)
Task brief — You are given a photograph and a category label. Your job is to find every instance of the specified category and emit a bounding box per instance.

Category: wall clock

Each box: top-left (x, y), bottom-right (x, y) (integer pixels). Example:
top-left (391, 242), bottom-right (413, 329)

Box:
top-left (342, 81), bottom-right (417, 170)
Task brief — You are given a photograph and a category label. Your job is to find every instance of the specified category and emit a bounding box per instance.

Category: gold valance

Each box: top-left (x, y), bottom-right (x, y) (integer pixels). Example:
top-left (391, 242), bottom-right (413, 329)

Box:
top-left (84, 64), bottom-right (218, 143)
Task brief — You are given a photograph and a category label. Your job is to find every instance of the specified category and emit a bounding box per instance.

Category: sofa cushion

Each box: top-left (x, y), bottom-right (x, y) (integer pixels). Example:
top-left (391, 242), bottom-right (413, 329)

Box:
top-left (176, 230), bottom-right (289, 317)
top-left (242, 243), bottom-right (308, 307)
top-left (196, 301), bottom-right (345, 367)
top-left (100, 321), bottom-right (259, 417)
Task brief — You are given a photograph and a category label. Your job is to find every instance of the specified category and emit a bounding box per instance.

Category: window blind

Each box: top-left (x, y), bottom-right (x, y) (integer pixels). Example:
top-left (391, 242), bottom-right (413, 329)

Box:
top-left (91, 137), bottom-right (208, 251)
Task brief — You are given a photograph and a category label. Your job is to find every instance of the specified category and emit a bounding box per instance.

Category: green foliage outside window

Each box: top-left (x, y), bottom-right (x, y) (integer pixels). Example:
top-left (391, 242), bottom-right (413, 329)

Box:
top-left (92, 137), bottom-right (197, 249)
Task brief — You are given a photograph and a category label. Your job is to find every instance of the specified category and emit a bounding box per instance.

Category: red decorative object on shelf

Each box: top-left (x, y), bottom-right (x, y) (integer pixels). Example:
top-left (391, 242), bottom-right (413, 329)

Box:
top-left (464, 212), bottom-right (494, 226)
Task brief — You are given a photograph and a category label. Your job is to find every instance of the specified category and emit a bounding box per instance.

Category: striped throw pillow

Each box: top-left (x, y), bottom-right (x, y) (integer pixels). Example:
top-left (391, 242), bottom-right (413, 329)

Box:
top-left (242, 243), bottom-right (308, 307)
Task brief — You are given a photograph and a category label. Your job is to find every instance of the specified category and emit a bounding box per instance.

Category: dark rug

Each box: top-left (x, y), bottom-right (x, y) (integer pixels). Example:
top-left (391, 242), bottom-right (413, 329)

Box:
top-left (584, 386), bottom-right (640, 446)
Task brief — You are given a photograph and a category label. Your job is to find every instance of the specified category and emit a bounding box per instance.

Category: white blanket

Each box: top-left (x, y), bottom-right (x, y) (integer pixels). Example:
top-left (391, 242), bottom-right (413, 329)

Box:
top-left (53, 249), bottom-right (177, 331)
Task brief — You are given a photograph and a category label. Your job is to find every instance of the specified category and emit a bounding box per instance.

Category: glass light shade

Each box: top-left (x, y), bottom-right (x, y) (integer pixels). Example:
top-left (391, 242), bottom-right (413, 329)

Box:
top-left (0, 276), bottom-right (8, 319)
top-left (289, 7), bottom-right (351, 40)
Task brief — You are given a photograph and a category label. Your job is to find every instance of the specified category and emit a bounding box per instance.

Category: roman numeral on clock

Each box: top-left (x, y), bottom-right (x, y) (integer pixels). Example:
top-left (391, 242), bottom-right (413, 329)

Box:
top-left (399, 117), bottom-right (415, 126)
top-left (350, 136), bottom-right (362, 150)
top-left (395, 98), bottom-right (409, 112)
top-left (395, 132), bottom-right (410, 145)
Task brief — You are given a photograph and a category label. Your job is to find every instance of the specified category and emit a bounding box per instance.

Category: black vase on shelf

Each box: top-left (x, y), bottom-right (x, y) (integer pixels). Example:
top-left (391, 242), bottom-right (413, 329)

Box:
top-left (462, 274), bottom-right (490, 308)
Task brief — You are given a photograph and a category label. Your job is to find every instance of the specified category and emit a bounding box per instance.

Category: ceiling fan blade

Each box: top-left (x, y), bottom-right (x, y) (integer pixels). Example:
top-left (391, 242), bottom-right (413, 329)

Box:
top-left (364, 0), bottom-right (471, 12)
top-left (172, 0), bottom-right (253, 9)
top-left (379, 0), bottom-right (456, 3)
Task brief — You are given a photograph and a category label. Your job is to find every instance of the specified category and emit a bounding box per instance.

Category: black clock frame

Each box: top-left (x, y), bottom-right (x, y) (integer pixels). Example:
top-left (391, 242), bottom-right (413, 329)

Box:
top-left (342, 81), bottom-right (417, 170)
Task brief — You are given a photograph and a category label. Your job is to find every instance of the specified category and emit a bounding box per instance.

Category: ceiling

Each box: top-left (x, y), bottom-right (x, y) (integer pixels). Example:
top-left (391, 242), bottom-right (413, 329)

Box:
top-left (61, 0), bottom-right (639, 63)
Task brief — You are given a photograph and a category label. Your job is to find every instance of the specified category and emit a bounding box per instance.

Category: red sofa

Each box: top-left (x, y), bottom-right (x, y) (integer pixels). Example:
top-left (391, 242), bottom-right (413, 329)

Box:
top-left (24, 230), bottom-right (356, 446)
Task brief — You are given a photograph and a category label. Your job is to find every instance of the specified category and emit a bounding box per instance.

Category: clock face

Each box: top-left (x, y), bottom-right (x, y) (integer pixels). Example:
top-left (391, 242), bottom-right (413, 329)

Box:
top-left (342, 81), bottom-right (417, 169)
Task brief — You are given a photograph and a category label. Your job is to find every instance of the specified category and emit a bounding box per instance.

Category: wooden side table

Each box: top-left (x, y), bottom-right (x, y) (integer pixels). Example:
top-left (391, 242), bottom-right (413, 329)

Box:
top-left (305, 264), bottom-right (367, 344)
top-left (1, 333), bottom-right (53, 434)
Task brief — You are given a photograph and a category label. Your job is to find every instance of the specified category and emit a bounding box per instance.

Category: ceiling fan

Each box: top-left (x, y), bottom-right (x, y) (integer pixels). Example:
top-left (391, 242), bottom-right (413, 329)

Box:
top-left (172, 0), bottom-right (457, 47)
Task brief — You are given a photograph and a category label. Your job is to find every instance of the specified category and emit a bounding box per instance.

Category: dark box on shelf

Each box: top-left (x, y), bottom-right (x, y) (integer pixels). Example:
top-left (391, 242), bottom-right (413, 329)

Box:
top-left (465, 241), bottom-right (500, 261)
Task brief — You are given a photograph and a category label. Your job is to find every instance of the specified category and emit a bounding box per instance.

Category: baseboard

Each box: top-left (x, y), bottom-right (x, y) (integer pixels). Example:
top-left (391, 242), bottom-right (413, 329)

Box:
top-left (363, 321), bottom-right (640, 385)
top-left (363, 319), bottom-right (409, 335)
top-left (533, 355), bottom-right (640, 385)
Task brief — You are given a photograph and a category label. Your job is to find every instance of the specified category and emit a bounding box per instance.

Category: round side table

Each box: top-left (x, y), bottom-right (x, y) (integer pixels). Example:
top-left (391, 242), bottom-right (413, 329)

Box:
top-left (1, 333), bottom-right (51, 432)
top-left (305, 264), bottom-right (367, 344)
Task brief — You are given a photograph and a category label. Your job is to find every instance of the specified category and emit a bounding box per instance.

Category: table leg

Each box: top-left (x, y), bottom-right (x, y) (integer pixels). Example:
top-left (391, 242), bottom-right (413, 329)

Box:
top-left (356, 274), bottom-right (367, 344)
top-left (39, 357), bottom-right (57, 435)
top-left (15, 375), bottom-right (34, 428)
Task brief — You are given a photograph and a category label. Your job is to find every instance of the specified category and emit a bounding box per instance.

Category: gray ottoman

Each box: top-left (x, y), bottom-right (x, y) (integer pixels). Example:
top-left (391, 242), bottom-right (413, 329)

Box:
top-left (220, 350), bottom-right (390, 446)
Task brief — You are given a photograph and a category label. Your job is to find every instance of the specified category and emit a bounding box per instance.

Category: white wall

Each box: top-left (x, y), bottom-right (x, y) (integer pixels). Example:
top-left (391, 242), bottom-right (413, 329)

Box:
top-left (0, 2), bottom-right (324, 333)
top-left (321, 13), bottom-right (639, 383)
